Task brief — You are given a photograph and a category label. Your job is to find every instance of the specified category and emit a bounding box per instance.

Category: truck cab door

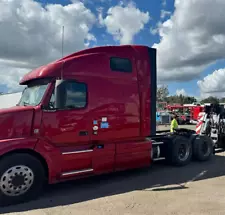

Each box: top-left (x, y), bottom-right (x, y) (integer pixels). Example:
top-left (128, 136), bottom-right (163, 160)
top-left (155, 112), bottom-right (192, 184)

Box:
top-left (41, 79), bottom-right (94, 178)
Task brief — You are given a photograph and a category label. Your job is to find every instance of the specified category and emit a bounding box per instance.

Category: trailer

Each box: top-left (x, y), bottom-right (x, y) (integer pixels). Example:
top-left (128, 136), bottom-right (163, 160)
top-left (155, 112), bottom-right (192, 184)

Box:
top-left (0, 45), bottom-right (214, 206)
top-left (0, 92), bottom-right (22, 109)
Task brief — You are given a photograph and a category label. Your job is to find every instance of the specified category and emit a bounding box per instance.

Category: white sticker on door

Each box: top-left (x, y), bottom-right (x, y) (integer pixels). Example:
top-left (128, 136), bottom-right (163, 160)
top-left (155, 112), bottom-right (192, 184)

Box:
top-left (102, 117), bottom-right (107, 122)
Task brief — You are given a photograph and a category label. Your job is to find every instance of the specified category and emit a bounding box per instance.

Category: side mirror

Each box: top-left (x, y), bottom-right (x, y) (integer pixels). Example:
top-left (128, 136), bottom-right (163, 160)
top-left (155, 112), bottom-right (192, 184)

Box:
top-left (55, 79), bottom-right (67, 109)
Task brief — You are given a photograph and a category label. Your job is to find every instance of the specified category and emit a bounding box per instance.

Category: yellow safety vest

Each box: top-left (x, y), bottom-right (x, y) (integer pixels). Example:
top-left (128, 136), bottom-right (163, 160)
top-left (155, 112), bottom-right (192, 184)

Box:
top-left (170, 119), bottom-right (178, 132)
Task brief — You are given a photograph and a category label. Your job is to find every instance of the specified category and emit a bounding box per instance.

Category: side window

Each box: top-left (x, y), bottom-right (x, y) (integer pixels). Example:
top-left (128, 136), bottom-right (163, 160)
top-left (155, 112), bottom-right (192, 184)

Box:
top-left (48, 81), bottom-right (87, 110)
top-left (110, 57), bottom-right (132, 73)
top-left (65, 81), bottom-right (87, 109)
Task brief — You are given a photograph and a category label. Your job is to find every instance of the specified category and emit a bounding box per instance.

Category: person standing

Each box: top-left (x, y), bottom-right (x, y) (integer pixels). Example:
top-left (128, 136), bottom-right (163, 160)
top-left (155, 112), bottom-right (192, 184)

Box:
top-left (170, 114), bottom-right (179, 133)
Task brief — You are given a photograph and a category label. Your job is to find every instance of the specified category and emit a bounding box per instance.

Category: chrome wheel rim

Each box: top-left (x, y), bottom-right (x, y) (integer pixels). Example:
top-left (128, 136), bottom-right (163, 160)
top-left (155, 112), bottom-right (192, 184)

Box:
top-left (0, 165), bottom-right (34, 196)
top-left (178, 144), bottom-right (190, 161)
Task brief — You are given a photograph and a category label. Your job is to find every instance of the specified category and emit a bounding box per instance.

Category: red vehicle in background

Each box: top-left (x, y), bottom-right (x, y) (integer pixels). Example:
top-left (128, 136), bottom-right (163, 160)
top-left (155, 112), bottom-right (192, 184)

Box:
top-left (0, 45), bottom-right (213, 206)
top-left (166, 104), bottom-right (204, 124)
top-left (166, 105), bottom-right (191, 124)
top-left (190, 106), bottom-right (204, 123)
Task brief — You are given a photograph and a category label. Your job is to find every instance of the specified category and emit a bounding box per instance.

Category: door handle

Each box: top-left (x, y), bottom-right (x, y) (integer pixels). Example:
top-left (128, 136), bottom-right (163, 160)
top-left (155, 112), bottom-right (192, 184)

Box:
top-left (79, 131), bottom-right (88, 136)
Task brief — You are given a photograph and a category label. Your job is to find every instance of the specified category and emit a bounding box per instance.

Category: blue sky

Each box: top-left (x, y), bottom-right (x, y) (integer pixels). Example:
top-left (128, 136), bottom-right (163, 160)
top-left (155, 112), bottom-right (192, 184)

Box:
top-left (1, 0), bottom-right (225, 99)
top-left (172, 60), bottom-right (225, 98)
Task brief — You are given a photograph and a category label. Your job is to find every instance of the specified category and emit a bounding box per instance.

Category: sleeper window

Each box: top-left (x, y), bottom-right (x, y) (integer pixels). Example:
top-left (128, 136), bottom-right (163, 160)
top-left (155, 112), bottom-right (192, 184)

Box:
top-left (110, 57), bottom-right (132, 73)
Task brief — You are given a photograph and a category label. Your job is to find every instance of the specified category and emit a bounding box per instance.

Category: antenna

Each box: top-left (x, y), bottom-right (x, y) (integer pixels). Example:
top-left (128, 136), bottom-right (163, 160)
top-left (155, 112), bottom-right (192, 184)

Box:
top-left (60, 25), bottom-right (65, 80)
top-left (62, 25), bottom-right (64, 58)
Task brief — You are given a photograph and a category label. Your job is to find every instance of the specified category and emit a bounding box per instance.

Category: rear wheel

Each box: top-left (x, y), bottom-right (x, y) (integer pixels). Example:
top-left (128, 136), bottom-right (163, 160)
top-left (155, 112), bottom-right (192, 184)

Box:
top-left (192, 135), bottom-right (213, 161)
top-left (0, 153), bottom-right (45, 207)
top-left (167, 136), bottom-right (192, 166)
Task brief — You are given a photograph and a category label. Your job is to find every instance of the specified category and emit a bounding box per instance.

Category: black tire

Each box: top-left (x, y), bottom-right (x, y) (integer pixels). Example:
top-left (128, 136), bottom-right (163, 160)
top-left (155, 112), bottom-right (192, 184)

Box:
top-left (0, 153), bottom-right (45, 207)
top-left (192, 135), bottom-right (213, 161)
top-left (167, 135), bottom-right (193, 166)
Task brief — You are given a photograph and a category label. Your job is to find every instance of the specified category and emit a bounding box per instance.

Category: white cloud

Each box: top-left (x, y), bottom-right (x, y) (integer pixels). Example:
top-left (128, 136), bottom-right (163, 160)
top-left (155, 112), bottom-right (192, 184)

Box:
top-left (78, 0), bottom-right (112, 5)
top-left (0, 0), bottom-right (96, 92)
top-left (150, 21), bottom-right (161, 36)
top-left (160, 10), bottom-right (171, 19)
top-left (153, 0), bottom-right (225, 83)
top-left (99, 2), bottom-right (150, 44)
top-left (174, 88), bottom-right (200, 101)
top-left (176, 88), bottom-right (187, 96)
top-left (0, 64), bottom-right (29, 92)
top-left (197, 68), bottom-right (225, 98)
top-left (150, 27), bottom-right (158, 35)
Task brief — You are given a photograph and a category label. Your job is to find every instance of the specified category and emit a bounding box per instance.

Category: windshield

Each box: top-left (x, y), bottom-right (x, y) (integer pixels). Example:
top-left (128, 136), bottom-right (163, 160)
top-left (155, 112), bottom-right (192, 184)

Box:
top-left (18, 83), bottom-right (49, 106)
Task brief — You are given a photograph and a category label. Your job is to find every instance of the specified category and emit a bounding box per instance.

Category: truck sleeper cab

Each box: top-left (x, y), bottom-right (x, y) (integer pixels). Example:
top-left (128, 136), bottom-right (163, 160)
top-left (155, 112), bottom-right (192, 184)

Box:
top-left (0, 45), bottom-right (213, 206)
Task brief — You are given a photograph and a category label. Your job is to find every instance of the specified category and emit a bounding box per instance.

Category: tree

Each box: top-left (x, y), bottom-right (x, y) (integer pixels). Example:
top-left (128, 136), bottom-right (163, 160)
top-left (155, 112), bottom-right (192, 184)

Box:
top-left (166, 95), bottom-right (197, 105)
top-left (157, 85), bottom-right (197, 105)
top-left (157, 85), bottom-right (169, 102)
top-left (201, 96), bottom-right (219, 104)
top-left (182, 96), bottom-right (197, 104)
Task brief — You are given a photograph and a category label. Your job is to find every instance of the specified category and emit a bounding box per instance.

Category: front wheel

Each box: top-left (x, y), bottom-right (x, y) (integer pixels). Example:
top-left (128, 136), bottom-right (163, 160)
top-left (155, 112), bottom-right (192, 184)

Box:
top-left (0, 153), bottom-right (45, 207)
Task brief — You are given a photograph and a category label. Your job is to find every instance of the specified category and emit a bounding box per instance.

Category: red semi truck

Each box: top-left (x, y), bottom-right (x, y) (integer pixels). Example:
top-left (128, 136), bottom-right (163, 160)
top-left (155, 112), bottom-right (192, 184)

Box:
top-left (0, 45), bottom-right (213, 206)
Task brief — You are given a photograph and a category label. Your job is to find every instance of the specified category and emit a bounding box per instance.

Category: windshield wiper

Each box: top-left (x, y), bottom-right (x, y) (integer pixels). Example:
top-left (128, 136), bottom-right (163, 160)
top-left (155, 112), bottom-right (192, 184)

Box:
top-left (23, 102), bottom-right (30, 106)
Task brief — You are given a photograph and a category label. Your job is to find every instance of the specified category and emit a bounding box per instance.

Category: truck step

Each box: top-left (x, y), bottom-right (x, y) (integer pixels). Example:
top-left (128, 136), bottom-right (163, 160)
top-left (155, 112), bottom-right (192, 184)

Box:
top-left (153, 157), bottom-right (165, 161)
top-left (61, 168), bottom-right (93, 177)
top-left (152, 142), bottom-right (164, 145)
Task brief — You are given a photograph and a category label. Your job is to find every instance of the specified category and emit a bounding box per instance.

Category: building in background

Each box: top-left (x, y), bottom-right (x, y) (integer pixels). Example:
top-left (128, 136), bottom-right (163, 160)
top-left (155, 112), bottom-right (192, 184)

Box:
top-left (0, 92), bottom-right (22, 109)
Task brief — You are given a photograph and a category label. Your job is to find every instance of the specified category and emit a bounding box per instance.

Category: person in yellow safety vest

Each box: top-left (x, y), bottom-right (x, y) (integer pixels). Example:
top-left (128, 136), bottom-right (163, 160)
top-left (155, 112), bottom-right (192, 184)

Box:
top-left (170, 114), bottom-right (179, 133)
